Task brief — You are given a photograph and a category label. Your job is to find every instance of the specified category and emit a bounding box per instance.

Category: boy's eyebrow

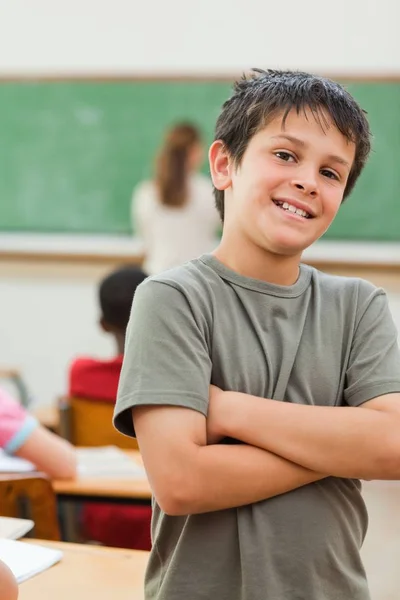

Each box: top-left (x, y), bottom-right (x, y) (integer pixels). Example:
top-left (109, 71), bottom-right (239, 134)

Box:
top-left (271, 134), bottom-right (351, 169)
top-left (271, 134), bottom-right (307, 148)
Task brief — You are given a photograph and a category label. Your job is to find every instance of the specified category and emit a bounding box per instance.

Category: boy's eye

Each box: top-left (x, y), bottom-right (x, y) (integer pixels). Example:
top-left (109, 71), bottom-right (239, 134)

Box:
top-left (275, 151), bottom-right (295, 162)
top-left (321, 169), bottom-right (339, 181)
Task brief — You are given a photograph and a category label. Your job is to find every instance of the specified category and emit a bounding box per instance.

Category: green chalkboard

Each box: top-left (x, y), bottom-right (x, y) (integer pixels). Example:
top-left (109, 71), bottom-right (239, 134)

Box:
top-left (0, 80), bottom-right (399, 240)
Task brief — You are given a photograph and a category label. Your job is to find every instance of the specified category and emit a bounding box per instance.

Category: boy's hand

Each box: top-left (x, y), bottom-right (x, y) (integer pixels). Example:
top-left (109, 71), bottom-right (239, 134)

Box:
top-left (207, 385), bottom-right (228, 444)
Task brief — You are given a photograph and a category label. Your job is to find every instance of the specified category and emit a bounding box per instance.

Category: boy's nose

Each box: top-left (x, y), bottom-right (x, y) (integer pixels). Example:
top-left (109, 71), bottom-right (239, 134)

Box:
top-left (293, 181), bottom-right (318, 197)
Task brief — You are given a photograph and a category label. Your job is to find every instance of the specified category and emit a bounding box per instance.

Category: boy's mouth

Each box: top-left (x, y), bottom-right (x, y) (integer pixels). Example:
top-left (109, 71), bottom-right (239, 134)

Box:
top-left (272, 199), bottom-right (314, 219)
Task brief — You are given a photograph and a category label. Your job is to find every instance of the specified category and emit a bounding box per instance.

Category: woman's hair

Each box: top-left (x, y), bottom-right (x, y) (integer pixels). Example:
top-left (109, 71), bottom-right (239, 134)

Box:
top-left (155, 122), bottom-right (201, 207)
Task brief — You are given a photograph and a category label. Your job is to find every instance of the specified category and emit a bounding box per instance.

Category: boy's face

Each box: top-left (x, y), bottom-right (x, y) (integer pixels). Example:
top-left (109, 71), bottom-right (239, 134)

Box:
top-left (212, 108), bottom-right (356, 258)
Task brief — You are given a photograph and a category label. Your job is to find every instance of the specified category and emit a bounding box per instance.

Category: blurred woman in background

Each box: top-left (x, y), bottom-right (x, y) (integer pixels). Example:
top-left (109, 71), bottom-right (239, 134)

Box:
top-left (132, 122), bottom-right (219, 275)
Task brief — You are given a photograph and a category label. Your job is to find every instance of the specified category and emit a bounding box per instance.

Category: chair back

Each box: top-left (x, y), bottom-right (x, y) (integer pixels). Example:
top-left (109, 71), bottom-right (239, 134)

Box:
top-left (0, 368), bottom-right (30, 406)
top-left (0, 473), bottom-right (60, 540)
top-left (59, 397), bottom-right (138, 450)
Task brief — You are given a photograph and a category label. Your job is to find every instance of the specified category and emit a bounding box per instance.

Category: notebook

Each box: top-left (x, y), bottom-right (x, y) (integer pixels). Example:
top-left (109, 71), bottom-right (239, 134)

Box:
top-left (77, 446), bottom-right (146, 478)
top-left (0, 539), bottom-right (63, 583)
top-left (0, 449), bottom-right (35, 472)
top-left (0, 517), bottom-right (34, 540)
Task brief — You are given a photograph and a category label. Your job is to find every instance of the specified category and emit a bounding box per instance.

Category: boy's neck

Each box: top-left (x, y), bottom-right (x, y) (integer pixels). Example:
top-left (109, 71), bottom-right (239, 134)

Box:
top-left (213, 238), bottom-right (302, 286)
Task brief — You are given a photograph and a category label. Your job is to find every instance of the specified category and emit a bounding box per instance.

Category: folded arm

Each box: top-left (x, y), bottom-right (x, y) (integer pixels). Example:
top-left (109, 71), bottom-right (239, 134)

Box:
top-left (133, 404), bottom-right (325, 516)
top-left (120, 280), bottom-right (325, 516)
top-left (208, 286), bottom-right (400, 482)
top-left (209, 388), bottom-right (400, 481)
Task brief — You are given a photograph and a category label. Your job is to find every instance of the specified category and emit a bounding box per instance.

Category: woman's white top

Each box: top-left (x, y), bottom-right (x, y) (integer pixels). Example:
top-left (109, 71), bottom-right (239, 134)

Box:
top-left (132, 174), bottom-right (220, 275)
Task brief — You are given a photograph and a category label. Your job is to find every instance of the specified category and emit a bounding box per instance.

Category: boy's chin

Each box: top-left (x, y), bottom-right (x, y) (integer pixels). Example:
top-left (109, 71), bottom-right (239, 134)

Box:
top-left (267, 236), bottom-right (313, 257)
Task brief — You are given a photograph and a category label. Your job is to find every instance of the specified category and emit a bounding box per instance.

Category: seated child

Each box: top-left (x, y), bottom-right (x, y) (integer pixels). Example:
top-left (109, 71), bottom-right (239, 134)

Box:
top-left (68, 265), bottom-right (151, 550)
top-left (69, 266), bottom-right (147, 401)
top-left (0, 386), bottom-right (76, 479)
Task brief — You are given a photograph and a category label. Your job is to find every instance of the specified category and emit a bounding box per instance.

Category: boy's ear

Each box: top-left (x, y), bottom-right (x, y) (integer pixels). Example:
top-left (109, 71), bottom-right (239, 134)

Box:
top-left (209, 140), bottom-right (232, 191)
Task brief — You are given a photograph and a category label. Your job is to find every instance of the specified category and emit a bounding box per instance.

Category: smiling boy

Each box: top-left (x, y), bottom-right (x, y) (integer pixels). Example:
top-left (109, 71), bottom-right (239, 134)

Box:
top-left (114, 70), bottom-right (400, 600)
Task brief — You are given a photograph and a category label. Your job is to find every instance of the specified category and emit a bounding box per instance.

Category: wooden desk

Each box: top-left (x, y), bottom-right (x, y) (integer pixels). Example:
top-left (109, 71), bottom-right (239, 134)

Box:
top-left (19, 539), bottom-right (148, 600)
top-left (53, 450), bottom-right (152, 505)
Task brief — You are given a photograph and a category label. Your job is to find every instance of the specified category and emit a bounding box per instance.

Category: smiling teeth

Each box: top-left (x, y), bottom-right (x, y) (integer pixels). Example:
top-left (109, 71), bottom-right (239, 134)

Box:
top-left (282, 202), bottom-right (309, 218)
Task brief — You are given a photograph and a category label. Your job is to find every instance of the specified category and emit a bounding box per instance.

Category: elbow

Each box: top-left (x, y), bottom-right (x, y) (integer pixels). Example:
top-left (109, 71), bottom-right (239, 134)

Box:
top-left (53, 453), bottom-right (78, 480)
top-left (367, 437), bottom-right (400, 481)
top-left (155, 473), bottom-right (200, 516)
top-left (382, 440), bottom-right (400, 480)
top-left (57, 463), bottom-right (77, 480)
top-left (158, 499), bottom-right (187, 517)
top-left (157, 486), bottom-right (195, 517)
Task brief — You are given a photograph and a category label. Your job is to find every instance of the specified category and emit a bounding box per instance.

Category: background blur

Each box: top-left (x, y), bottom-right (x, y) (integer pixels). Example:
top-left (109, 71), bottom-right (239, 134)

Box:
top-left (0, 2), bottom-right (400, 594)
top-left (0, 0), bottom-right (399, 405)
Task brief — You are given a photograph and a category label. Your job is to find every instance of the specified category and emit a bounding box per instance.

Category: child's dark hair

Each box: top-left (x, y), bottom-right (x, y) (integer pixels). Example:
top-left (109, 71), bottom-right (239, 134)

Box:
top-left (213, 69), bottom-right (372, 221)
top-left (99, 266), bottom-right (147, 331)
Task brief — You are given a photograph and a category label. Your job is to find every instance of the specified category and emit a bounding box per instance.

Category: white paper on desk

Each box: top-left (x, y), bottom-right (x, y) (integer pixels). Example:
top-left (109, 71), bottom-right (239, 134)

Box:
top-left (0, 539), bottom-right (62, 583)
top-left (76, 446), bottom-right (146, 478)
top-left (0, 449), bottom-right (35, 472)
top-left (0, 517), bottom-right (34, 540)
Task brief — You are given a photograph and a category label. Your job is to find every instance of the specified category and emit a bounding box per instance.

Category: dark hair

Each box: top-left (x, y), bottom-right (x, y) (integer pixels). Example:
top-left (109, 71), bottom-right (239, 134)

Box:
top-left (99, 266), bottom-right (147, 331)
top-left (155, 122), bottom-right (201, 207)
top-left (213, 69), bottom-right (372, 221)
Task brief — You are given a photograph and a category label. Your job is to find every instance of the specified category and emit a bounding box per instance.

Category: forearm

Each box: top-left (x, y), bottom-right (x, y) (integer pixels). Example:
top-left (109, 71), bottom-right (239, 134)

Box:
top-left (222, 392), bottom-right (400, 480)
top-left (134, 404), bottom-right (324, 516)
top-left (16, 427), bottom-right (77, 479)
top-left (166, 444), bottom-right (324, 515)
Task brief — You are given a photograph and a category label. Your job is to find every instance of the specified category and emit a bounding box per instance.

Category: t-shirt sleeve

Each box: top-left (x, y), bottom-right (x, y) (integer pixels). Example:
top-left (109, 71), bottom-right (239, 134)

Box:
top-left (344, 283), bottom-right (400, 407)
top-left (113, 279), bottom-right (212, 437)
top-left (0, 388), bottom-right (38, 454)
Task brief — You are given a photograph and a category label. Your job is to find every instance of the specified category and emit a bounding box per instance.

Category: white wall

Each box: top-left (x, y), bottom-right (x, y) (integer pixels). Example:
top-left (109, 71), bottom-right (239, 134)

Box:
top-left (0, 261), bottom-right (114, 406)
top-left (0, 0), bottom-right (399, 76)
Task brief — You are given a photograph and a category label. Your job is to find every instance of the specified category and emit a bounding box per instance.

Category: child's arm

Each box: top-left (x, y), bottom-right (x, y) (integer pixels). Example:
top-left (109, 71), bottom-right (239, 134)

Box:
top-left (116, 279), bottom-right (323, 516)
top-left (14, 425), bottom-right (77, 479)
top-left (208, 387), bottom-right (400, 481)
top-left (134, 404), bottom-right (325, 516)
top-left (0, 387), bottom-right (77, 480)
top-left (207, 289), bottom-right (400, 482)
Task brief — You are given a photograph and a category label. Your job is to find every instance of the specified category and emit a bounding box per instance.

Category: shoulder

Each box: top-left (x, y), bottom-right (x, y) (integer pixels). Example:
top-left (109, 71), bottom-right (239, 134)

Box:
top-left (69, 356), bottom-right (122, 400)
top-left (133, 179), bottom-right (154, 195)
top-left (141, 257), bottom-right (218, 298)
top-left (69, 356), bottom-right (123, 379)
top-left (133, 258), bottom-right (219, 325)
top-left (308, 265), bottom-right (380, 298)
top-left (69, 356), bottom-right (99, 376)
top-left (307, 266), bottom-right (386, 320)
top-left (69, 356), bottom-right (102, 390)
top-left (132, 180), bottom-right (157, 204)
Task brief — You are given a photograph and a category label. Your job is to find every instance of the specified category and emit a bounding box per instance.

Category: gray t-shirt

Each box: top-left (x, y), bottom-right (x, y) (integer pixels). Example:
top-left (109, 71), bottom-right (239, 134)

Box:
top-left (114, 254), bottom-right (400, 600)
